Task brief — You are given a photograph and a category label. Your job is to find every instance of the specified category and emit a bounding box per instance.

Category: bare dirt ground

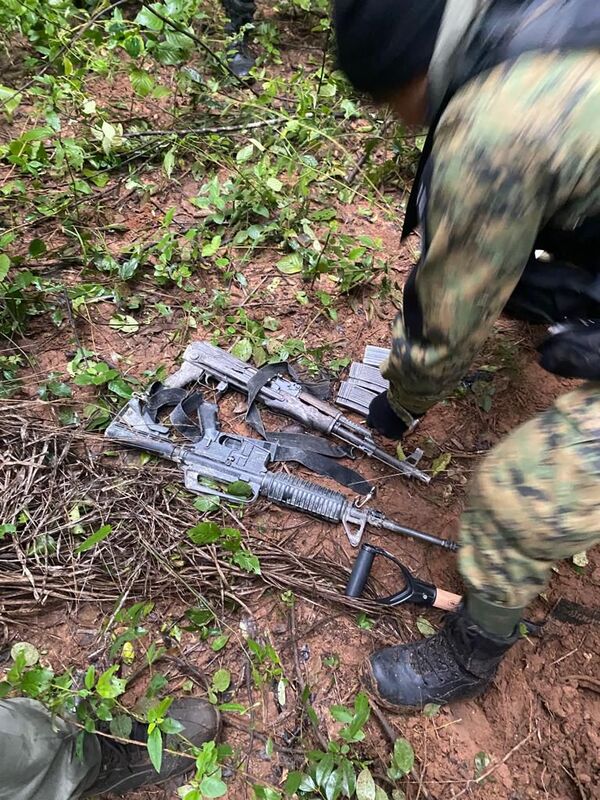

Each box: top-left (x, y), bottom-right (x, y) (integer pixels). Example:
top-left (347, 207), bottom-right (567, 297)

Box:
top-left (2, 8), bottom-right (599, 800)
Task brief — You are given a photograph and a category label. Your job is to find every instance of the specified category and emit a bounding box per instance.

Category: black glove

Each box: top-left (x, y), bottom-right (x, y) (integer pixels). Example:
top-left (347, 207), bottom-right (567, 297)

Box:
top-left (367, 391), bottom-right (416, 440)
top-left (538, 319), bottom-right (600, 380)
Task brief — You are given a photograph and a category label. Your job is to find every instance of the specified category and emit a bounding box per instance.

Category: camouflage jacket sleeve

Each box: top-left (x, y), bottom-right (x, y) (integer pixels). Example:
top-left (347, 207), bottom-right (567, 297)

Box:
top-left (381, 53), bottom-right (600, 420)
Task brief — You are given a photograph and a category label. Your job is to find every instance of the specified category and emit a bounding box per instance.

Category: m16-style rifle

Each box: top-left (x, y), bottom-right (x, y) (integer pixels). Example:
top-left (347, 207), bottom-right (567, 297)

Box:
top-left (105, 389), bottom-right (455, 551)
top-left (161, 341), bottom-right (430, 485)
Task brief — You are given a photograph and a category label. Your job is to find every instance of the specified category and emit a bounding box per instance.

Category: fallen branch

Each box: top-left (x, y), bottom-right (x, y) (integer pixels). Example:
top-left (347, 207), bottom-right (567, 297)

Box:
top-left (124, 117), bottom-right (284, 138)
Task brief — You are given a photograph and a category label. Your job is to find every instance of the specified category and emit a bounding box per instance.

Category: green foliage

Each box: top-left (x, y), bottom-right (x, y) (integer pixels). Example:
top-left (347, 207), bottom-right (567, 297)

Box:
top-left (330, 692), bottom-right (371, 744)
top-left (187, 522), bottom-right (261, 576)
top-left (279, 693), bottom-right (411, 800)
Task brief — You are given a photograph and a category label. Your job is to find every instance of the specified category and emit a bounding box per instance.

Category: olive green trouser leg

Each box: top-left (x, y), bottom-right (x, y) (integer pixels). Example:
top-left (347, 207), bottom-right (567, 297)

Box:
top-left (0, 698), bottom-right (101, 800)
top-left (459, 383), bottom-right (600, 634)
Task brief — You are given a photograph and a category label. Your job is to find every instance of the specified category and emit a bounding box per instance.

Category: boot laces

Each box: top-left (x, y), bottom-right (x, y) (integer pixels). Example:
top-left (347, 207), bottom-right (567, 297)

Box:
top-left (411, 616), bottom-right (472, 683)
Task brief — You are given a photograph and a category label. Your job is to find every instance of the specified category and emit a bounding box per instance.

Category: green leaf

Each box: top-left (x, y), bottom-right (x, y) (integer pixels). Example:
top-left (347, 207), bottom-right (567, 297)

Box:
top-left (187, 521), bottom-right (221, 545)
top-left (316, 753), bottom-right (335, 788)
top-left (21, 667), bottom-right (53, 697)
top-left (76, 524), bottom-right (113, 554)
top-left (135, 6), bottom-right (164, 31)
top-left (109, 314), bottom-right (139, 335)
top-left (253, 786), bottom-right (281, 800)
top-left (147, 726), bottom-right (163, 773)
top-left (233, 550), bottom-right (261, 574)
top-left (28, 239), bottom-right (47, 258)
top-left (163, 148), bottom-right (175, 178)
top-left (181, 790), bottom-right (200, 800)
top-left (276, 253), bottom-right (303, 275)
top-left (123, 34), bottom-right (144, 58)
top-left (160, 717), bottom-right (184, 735)
top-left (266, 177), bottom-right (282, 193)
top-left (212, 669), bottom-right (231, 693)
top-left (422, 703), bottom-right (441, 718)
top-left (202, 235), bottom-right (222, 258)
top-left (217, 701), bottom-right (246, 713)
top-left (374, 788), bottom-right (389, 800)
top-left (262, 316), bottom-right (278, 331)
top-left (236, 143), bottom-right (254, 163)
top-left (0, 523), bottom-right (16, 541)
top-left (211, 634), bottom-right (229, 652)
top-left (355, 768), bottom-right (376, 800)
top-left (193, 496), bottom-right (221, 513)
top-left (147, 672), bottom-right (168, 697)
top-left (357, 613), bottom-right (374, 630)
top-left (11, 642), bottom-right (40, 667)
top-left (130, 68), bottom-right (155, 98)
top-left (110, 715), bottom-right (133, 739)
top-left (339, 758), bottom-right (356, 796)
top-left (227, 481), bottom-right (253, 498)
top-left (284, 771), bottom-right (303, 795)
top-left (431, 453), bottom-right (452, 478)
top-left (0, 84), bottom-right (22, 116)
top-left (199, 775), bottom-right (227, 798)
top-left (391, 738), bottom-right (414, 776)
top-left (19, 127), bottom-right (52, 143)
top-left (416, 617), bottom-right (436, 637)
top-left (96, 665), bottom-right (127, 699)
top-left (330, 705), bottom-right (353, 724)
top-left (84, 666), bottom-right (96, 690)
top-left (474, 751), bottom-right (491, 779)
top-left (353, 692), bottom-right (370, 727)
top-left (0, 254), bottom-right (11, 281)
top-left (231, 338), bottom-right (253, 362)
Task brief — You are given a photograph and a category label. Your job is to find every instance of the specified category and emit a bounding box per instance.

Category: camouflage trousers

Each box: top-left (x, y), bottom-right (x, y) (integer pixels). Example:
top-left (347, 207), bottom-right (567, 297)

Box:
top-left (459, 383), bottom-right (600, 608)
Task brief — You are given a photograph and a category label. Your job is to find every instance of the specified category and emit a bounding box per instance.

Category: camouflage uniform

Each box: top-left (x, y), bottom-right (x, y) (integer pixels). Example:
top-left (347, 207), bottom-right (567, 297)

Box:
top-left (381, 51), bottom-right (600, 609)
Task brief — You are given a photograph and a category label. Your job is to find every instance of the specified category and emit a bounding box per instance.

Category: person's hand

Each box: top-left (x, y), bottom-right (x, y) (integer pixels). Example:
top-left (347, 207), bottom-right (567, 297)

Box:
top-left (538, 319), bottom-right (600, 380)
top-left (367, 391), bottom-right (416, 440)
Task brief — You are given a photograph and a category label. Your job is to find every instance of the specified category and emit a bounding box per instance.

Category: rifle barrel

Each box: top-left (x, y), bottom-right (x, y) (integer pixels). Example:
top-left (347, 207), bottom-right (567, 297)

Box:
top-left (380, 516), bottom-right (458, 552)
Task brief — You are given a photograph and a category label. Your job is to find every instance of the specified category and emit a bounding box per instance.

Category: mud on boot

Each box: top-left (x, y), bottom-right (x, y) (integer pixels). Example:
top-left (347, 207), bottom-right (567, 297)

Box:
top-left (84, 698), bottom-right (220, 797)
top-left (365, 608), bottom-right (519, 711)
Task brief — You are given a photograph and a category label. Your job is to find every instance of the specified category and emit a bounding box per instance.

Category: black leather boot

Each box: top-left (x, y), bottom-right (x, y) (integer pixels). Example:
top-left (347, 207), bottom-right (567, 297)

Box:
top-left (84, 699), bottom-right (220, 796)
top-left (365, 609), bottom-right (519, 711)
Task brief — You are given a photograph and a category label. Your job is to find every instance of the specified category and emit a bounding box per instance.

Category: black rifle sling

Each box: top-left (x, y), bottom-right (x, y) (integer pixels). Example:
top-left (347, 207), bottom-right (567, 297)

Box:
top-left (147, 383), bottom-right (373, 496)
top-left (169, 391), bottom-right (205, 442)
top-left (144, 386), bottom-right (187, 424)
top-left (245, 363), bottom-right (373, 495)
